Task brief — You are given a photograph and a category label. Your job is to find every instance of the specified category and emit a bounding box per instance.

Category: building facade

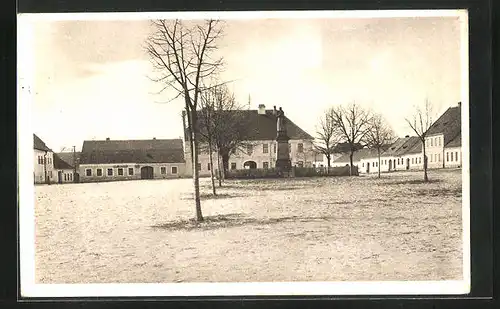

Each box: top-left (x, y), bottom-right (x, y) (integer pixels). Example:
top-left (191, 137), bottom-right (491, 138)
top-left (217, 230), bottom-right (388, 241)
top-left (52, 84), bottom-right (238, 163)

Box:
top-left (53, 153), bottom-right (75, 183)
top-left (183, 105), bottom-right (315, 177)
top-left (78, 138), bottom-right (186, 183)
top-left (34, 134), bottom-right (55, 184)
top-left (331, 102), bottom-right (462, 175)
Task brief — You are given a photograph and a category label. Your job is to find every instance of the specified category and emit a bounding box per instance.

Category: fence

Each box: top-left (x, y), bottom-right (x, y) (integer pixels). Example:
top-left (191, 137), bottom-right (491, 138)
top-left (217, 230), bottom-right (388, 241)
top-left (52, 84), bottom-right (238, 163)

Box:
top-left (222, 165), bottom-right (357, 180)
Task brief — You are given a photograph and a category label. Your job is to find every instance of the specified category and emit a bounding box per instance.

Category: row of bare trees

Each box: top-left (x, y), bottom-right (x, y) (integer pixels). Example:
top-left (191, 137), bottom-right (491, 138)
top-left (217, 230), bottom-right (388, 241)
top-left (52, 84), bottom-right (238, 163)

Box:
top-left (315, 101), bottom-right (434, 180)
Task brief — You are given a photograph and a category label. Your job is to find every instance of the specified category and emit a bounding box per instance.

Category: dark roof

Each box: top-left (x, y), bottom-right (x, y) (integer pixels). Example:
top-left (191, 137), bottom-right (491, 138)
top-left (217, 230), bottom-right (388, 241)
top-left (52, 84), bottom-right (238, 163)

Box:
top-left (79, 139), bottom-right (185, 165)
top-left (333, 148), bottom-right (380, 163)
top-left (33, 134), bottom-right (51, 151)
top-left (53, 153), bottom-right (73, 169)
top-left (382, 136), bottom-right (421, 157)
top-left (56, 152), bottom-right (81, 167)
top-left (405, 138), bottom-right (423, 154)
top-left (426, 105), bottom-right (461, 146)
top-left (192, 109), bottom-right (314, 141)
top-left (445, 133), bottom-right (461, 148)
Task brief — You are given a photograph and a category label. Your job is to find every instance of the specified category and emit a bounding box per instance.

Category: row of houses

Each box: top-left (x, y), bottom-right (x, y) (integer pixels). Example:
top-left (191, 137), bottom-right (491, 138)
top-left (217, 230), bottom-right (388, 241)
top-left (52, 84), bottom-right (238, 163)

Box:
top-left (33, 102), bottom-right (462, 184)
top-left (331, 102), bottom-right (462, 174)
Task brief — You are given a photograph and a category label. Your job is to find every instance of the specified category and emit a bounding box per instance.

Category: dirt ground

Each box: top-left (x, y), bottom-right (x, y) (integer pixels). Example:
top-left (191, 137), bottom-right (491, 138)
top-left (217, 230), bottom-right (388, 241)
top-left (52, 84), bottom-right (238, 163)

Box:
top-left (33, 169), bottom-right (463, 283)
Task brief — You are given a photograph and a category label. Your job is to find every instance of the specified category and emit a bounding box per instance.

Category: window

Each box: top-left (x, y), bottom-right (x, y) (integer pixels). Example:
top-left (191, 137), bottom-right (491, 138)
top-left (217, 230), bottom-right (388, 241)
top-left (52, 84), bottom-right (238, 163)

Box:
top-left (412, 158), bottom-right (414, 164)
top-left (197, 163), bottom-right (201, 171)
top-left (97, 168), bottom-right (103, 176)
top-left (455, 152), bottom-right (458, 161)
top-left (207, 163), bottom-right (212, 171)
top-left (247, 145), bottom-right (253, 155)
top-left (263, 162), bottom-right (269, 169)
top-left (362, 163), bottom-right (364, 167)
top-left (86, 169), bottom-right (92, 176)
top-left (171, 166), bottom-right (178, 174)
top-left (438, 154), bottom-right (441, 162)
top-left (419, 157), bottom-right (422, 164)
top-left (398, 158), bottom-right (400, 165)
top-left (263, 144), bottom-right (269, 154)
top-left (128, 168), bottom-right (134, 175)
top-left (231, 162), bottom-right (237, 170)
top-left (64, 174), bottom-right (67, 181)
top-left (107, 168), bottom-right (113, 176)
top-left (438, 137), bottom-right (441, 146)
top-left (446, 152), bottom-right (449, 162)
top-left (161, 167), bottom-right (166, 174)
top-left (297, 143), bottom-right (304, 153)
top-left (118, 168), bottom-right (124, 176)
top-left (430, 139), bottom-right (433, 147)
top-left (273, 144), bottom-right (276, 153)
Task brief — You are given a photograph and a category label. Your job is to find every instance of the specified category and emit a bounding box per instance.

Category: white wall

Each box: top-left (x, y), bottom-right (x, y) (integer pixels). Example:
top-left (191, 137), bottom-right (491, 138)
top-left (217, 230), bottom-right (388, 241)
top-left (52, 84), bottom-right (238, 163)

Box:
top-left (79, 162), bottom-right (186, 183)
top-left (34, 149), bottom-right (55, 184)
top-left (186, 139), bottom-right (314, 177)
top-left (425, 133), bottom-right (445, 169)
top-left (444, 147), bottom-right (462, 168)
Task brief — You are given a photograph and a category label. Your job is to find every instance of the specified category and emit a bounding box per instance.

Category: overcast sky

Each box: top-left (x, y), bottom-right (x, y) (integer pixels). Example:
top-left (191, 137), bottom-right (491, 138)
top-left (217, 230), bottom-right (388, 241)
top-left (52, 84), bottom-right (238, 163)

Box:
top-left (22, 13), bottom-right (465, 152)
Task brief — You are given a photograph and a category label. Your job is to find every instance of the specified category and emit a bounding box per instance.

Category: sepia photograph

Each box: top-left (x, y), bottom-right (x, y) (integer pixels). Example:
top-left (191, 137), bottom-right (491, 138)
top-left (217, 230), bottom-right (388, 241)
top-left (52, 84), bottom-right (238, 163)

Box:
top-left (17, 10), bottom-right (470, 297)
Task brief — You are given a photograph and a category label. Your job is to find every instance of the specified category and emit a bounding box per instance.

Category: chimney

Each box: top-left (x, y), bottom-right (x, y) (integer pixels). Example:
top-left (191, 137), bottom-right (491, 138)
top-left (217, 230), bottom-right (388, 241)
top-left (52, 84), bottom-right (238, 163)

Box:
top-left (106, 137), bottom-right (110, 141)
top-left (258, 104), bottom-right (266, 115)
top-left (153, 137), bottom-right (156, 140)
top-left (405, 135), bottom-right (409, 138)
top-left (458, 101), bottom-right (461, 108)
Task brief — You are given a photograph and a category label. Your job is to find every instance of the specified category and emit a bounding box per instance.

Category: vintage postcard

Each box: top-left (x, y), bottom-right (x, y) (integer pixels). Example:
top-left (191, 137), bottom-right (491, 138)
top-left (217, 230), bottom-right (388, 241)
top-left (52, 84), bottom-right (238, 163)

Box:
top-left (17, 10), bottom-right (470, 297)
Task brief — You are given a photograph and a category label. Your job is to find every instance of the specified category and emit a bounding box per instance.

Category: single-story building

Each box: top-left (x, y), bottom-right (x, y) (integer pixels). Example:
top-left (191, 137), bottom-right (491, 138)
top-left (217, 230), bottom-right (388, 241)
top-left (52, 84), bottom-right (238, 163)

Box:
top-left (78, 138), bottom-right (186, 183)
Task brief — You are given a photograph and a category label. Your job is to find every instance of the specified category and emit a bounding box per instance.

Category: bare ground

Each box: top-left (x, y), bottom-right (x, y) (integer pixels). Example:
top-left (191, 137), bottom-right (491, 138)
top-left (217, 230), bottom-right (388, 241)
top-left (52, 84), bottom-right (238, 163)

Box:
top-left (34, 169), bottom-right (463, 283)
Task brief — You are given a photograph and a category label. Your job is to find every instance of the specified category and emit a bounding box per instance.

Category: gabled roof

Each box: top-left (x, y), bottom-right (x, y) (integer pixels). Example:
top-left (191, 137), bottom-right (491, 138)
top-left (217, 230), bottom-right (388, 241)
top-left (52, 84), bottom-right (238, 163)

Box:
top-left (79, 139), bottom-right (185, 165)
top-left (192, 109), bottom-right (314, 142)
top-left (445, 133), bottom-right (461, 148)
top-left (53, 153), bottom-right (73, 170)
top-left (56, 152), bottom-right (81, 167)
top-left (405, 138), bottom-right (423, 155)
top-left (332, 148), bottom-right (380, 163)
top-left (382, 136), bottom-right (421, 157)
top-left (426, 104), bottom-right (461, 146)
top-left (33, 134), bottom-right (51, 152)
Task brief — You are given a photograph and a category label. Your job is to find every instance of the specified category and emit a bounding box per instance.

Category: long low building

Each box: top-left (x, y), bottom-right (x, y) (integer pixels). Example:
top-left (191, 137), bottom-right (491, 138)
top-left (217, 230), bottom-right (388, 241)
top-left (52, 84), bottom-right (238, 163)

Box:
top-left (78, 138), bottom-right (186, 182)
top-left (331, 102), bottom-right (462, 175)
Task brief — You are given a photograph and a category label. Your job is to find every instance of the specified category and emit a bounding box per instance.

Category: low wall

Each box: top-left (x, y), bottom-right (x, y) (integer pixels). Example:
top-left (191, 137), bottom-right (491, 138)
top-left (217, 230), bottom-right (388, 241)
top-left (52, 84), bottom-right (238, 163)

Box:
top-left (224, 165), bottom-right (357, 179)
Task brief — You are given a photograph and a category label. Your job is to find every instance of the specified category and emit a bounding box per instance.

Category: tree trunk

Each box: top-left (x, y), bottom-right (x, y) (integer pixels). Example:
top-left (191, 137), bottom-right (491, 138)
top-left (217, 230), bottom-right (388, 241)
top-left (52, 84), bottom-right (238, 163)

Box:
top-left (326, 153), bottom-right (331, 174)
top-left (208, 139), bottom-right (217, 195)
top-left (185, 106), bottom-right (194, 165)
top-left (216, 147), bottom-right (222, 187)
top-left (377, 148), bottom-right (381, 178)
top-left (422, 140), bottom-right (429, 182)
top-left (222, 153), bottom-right (230, 179)
top-left (349, 151), bottom-right (354, 176)
top-left (190, 110), bottom-right (203, 222)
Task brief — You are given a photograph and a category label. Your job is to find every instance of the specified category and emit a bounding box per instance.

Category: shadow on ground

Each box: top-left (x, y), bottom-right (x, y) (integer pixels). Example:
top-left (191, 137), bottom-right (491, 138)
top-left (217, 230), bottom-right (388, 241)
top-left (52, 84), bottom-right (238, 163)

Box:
top-left (151, 213), bottom-right (338, 231)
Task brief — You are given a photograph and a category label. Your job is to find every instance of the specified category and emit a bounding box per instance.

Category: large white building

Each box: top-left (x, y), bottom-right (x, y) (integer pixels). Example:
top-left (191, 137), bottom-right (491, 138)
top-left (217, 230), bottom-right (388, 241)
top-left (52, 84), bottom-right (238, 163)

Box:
top-left (78, 138), bottom-right (187, 183)
top-left (183, 104), bottom-right (315, 177)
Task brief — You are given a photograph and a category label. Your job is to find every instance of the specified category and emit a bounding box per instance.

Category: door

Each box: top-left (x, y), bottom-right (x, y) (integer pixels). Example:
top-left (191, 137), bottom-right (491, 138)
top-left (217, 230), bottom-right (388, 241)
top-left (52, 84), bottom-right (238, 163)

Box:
top-left (140, 166), bottom-right (154, 179)
top-left (406, 158), bottom-right (410, 170)
top-left (366, 162), bottom-right (370, 173)
top-left (388, 159), bottom-right (392, 171)
top-left (57, 171), bottom-right (63, 184)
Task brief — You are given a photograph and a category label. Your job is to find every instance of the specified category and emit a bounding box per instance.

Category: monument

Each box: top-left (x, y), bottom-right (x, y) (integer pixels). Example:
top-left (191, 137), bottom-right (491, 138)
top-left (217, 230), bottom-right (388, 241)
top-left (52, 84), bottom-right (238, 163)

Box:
top-left (275, 107), bottom-right (292, 176)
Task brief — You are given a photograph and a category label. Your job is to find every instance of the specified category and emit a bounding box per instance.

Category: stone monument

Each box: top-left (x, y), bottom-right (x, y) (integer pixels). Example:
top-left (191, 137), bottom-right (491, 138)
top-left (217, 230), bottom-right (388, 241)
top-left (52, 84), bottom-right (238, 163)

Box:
top-left (275, 107), bottom-right (292, 176)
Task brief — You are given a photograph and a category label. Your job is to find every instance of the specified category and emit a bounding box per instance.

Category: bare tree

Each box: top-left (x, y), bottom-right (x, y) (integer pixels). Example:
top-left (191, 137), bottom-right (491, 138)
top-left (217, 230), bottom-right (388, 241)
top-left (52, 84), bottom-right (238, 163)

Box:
top-left (366, 114), bottom-right (396, 178)
top-left (314, 107), bottom-right (339, 170)
top-left (145, 19), bottom-right (224, 222)
top-left (405, 98), bottom-right (434, 182)
top-left (330, 102), bottom-right (372, 176)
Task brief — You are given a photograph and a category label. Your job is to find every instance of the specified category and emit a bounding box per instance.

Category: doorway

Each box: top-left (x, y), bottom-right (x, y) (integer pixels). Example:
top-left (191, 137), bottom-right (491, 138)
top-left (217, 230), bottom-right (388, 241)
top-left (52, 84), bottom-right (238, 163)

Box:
top-left (366, 162), bottom-right (370, 173)
top-left (140, 166), bottom-right (154, 179)
top-left (57, 171), bottom-right (63, 184)
top-left (388, 159), bottom-right (392, 171)
top-left (243, 161), bottom-right (257, 169)
top-left (406, 158), bottom-right (410, 170)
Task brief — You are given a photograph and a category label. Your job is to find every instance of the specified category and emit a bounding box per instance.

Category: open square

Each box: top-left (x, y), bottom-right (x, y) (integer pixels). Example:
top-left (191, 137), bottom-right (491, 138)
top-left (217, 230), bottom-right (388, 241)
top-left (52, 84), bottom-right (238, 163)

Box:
top-left (34, 169), bottom-right (462, 283)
